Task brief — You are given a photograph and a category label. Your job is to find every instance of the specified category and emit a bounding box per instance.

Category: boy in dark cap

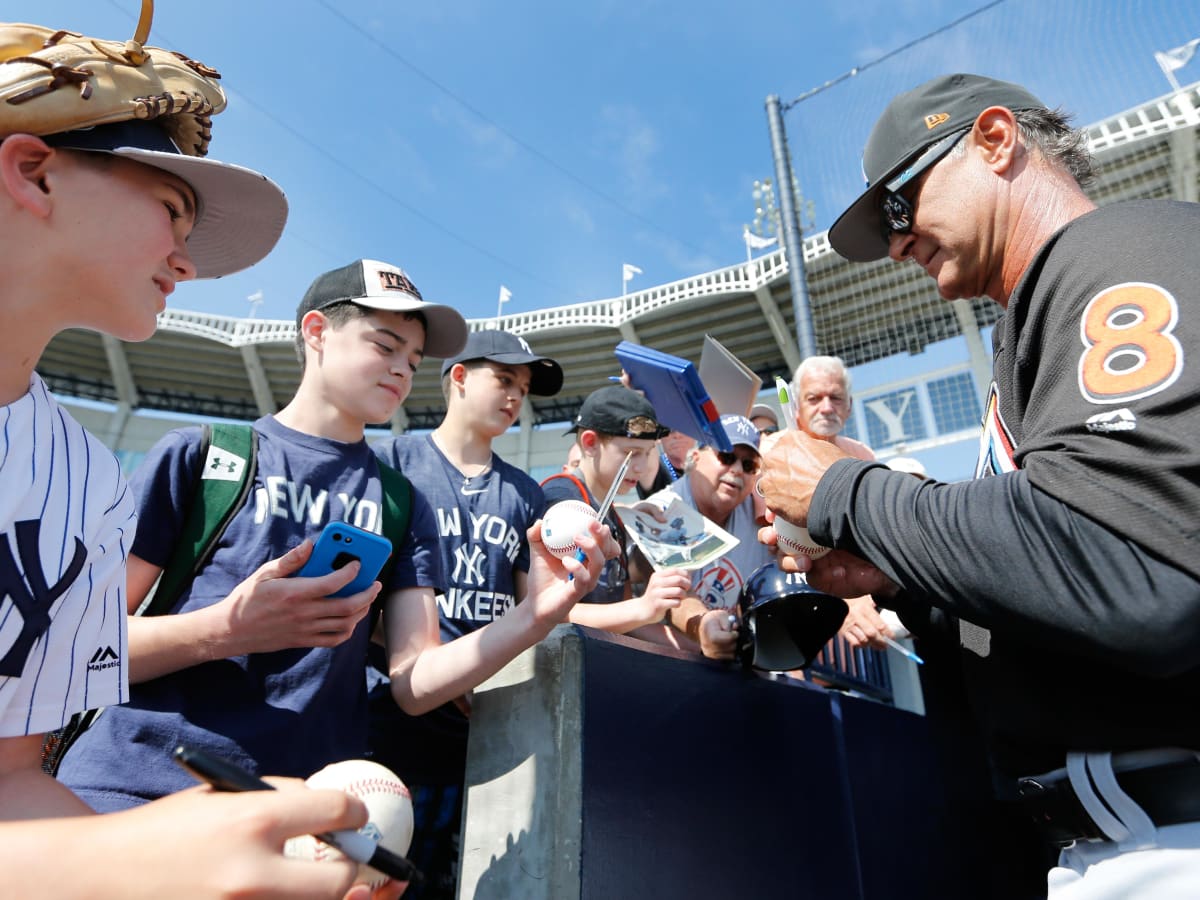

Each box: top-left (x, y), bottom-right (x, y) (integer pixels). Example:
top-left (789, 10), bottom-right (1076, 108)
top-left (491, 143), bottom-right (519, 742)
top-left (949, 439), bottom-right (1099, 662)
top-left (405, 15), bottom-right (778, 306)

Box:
top-left (542, 385), bottom-right (690, 641)
top-left (370, 329), bottom-right (564, 897)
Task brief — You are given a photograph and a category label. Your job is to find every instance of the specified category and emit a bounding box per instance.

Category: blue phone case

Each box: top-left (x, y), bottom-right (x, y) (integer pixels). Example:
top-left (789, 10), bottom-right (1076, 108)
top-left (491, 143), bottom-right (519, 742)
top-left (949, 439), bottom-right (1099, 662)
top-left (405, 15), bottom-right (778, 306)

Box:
top-left (295, 523), bottom-right (393, 598)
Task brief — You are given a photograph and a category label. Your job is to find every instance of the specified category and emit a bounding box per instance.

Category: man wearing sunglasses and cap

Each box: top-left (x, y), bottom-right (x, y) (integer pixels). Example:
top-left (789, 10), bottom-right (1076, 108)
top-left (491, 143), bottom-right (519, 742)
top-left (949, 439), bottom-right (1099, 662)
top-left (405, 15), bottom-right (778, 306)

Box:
top-left (759, 73), bottom-right (1200, 895)
top-left (640, 415), bottom-right (773, 660)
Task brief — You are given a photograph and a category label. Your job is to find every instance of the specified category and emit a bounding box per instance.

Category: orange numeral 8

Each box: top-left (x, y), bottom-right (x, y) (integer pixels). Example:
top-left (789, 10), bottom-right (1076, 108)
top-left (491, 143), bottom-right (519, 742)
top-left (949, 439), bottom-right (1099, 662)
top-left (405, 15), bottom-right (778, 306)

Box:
top-left (1078, 282), bottom-right (1182, 404)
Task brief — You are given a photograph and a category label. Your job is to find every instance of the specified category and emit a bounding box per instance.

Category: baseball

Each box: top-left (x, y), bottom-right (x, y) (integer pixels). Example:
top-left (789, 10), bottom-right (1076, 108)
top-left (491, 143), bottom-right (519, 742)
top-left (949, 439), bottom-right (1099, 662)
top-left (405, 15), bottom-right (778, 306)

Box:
top-left (773, 518), bottom-right (832, 560)
top-left (284, 759), bottom-right (414, 888)
top-left (540, 500), bottom-right (599, 558)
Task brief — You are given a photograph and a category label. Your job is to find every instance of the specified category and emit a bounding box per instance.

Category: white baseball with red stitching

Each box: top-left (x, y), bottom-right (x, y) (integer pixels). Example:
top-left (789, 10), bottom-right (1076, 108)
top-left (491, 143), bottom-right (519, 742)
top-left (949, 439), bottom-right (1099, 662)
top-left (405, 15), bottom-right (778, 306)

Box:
top-left (540, 500), bottom-right (599, 558)
top-left (284, 759), bottom-right (414, 888)
top-left (774, 519), bottom-right (832, 560)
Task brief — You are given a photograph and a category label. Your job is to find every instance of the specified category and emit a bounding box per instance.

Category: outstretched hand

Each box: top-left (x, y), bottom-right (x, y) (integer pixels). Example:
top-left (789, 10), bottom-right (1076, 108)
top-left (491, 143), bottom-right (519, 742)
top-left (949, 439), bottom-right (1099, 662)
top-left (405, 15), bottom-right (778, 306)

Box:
top-left (759, 528), bottom-right (900, 601)
top-left (524, 518), bottom-right (618, 628)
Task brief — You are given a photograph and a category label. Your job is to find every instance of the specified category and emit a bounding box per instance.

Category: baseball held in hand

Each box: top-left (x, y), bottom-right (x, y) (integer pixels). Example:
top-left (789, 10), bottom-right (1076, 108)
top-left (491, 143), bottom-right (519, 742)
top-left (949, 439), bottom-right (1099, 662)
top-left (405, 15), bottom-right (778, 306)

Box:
top-left (541, 500), bottom-right (599, 558)
top-left (773, 518), bottom-right (831, 559)
top-left (284, 759), bottom-right (414, 888)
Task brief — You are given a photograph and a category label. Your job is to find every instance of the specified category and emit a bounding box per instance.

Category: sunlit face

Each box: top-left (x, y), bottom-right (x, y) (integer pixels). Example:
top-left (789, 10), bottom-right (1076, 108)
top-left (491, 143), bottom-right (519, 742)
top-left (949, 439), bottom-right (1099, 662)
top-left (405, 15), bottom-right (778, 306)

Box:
top-left (584, 433), bottom-right (657, 498)
top-left (690, 444), bottom-right (759, 517)
top-left (310, 310), bottom-right (425, 426)
top-left (886, 141), bottom-right (995, 301)
top-left (56, 153), bottom-right (197, 341)
top-left (458, 361), bottom-right (531, 437)
top-left (797, 369), bottom-right (851, 439)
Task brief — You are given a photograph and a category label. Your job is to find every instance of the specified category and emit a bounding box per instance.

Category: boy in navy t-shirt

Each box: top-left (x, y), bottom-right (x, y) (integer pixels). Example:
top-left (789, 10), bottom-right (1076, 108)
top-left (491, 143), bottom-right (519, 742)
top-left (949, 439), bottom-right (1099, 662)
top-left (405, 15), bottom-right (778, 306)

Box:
top-left (372, 329), bottom-right (563, 897)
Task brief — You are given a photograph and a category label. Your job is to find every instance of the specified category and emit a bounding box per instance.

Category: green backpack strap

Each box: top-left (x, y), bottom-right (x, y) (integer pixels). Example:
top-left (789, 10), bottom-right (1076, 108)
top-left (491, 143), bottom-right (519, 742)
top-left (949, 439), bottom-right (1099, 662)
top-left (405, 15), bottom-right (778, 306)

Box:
top-left (44, 423), bottom-right (257, 774)
top-left (143, 422), bottom-right (258, 617)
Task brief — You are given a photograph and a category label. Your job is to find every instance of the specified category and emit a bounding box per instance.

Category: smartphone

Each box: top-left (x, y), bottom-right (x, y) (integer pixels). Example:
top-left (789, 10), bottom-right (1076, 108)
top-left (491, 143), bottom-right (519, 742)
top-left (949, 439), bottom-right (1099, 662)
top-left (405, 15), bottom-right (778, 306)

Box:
top-left (294, 522), bottom-right (392, 598)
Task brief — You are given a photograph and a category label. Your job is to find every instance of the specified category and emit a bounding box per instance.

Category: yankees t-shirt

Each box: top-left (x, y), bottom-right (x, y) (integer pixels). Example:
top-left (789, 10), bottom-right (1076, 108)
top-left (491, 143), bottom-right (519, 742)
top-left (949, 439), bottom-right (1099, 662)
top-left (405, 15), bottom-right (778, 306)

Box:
top-left (58, 415), bottom-right (441, 811)
top-left (0, 374), bottom-right (131, 737)
top-left (373, 433), bottom-right (543, 642)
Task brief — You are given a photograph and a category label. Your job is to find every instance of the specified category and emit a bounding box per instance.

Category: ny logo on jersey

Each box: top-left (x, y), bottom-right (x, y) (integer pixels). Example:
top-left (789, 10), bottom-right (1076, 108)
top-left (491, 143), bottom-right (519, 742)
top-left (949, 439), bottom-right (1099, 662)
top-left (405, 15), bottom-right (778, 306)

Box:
top-left (0, 520), bottom-right (87, 677)
top-left (451, 544), bottom-right (487, 586)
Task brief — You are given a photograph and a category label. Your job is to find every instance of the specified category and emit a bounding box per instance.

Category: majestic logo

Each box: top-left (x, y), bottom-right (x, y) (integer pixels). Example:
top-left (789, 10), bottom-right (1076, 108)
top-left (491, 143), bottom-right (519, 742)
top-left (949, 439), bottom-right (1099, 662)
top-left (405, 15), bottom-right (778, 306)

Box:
top-left (1085, 408), bottom-right (1137, 433)
top-left (0, 520), bottom-right (87, 677)
top-left (924, 112), bottom-right (950, 130)
top-left (88, 646), bottom-right (121, 673)
top-left (378, 269), bottom-right (423, 299)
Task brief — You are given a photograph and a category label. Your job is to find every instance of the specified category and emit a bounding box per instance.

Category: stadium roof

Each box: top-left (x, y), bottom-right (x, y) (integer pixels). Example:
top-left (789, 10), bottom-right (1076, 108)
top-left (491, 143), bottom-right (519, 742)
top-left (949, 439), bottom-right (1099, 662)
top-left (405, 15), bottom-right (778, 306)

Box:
top-left (39, 82), bottom-right (1200, 430)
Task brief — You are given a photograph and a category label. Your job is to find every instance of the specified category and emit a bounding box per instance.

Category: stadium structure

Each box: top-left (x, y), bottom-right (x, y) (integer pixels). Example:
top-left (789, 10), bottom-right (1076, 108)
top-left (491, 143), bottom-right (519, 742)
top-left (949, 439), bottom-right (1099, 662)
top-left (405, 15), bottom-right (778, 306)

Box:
top-left (41, 81), bottom-right (1200, 483)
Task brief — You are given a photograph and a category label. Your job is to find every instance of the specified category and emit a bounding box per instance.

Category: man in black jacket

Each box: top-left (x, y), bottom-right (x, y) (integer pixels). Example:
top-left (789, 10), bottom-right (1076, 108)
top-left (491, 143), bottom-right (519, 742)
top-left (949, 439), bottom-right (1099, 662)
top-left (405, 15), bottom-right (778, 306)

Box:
top-left (759, 73), bottom-right (1200, 897)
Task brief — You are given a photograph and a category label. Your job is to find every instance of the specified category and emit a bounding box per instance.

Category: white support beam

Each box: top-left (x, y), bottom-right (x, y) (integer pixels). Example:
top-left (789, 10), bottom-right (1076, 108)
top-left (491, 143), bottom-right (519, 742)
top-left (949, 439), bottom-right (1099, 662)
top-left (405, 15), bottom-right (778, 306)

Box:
top-left (753, 284), bottom-right (801, 375)
top-left (390, 406), bottom-right (409, 435)
top-left (519, 403), bottom-right (534, 471)
top-left (1169, 123), bottom-right (1198, 203)
top-left (239, 345), bottom-right (277, 417)
top-left (952, 299), bottom-right (994, 407)
top-left (101, 334), bottom-right (138, 407)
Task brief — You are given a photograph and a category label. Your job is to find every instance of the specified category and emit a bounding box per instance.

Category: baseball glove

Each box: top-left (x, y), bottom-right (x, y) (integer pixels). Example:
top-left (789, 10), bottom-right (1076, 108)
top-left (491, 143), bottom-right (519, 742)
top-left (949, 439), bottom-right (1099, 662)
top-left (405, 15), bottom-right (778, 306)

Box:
top-left (0, 0), bottom-right (226, 156)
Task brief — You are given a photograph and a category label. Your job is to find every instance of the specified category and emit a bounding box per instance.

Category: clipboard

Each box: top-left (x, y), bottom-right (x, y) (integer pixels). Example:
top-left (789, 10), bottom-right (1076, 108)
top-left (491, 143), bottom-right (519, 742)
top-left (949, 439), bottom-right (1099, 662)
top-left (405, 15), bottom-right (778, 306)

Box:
top-left (699, 335), bottom-right (762, 418)
top-left (614, 341), bottom-right (732, 451)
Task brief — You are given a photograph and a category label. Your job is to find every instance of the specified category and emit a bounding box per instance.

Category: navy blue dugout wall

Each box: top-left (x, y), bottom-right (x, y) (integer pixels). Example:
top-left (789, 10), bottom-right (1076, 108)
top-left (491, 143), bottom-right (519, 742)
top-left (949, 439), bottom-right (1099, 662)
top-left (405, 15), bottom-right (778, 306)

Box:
top-left (459, 625), bottom-right (975, 899)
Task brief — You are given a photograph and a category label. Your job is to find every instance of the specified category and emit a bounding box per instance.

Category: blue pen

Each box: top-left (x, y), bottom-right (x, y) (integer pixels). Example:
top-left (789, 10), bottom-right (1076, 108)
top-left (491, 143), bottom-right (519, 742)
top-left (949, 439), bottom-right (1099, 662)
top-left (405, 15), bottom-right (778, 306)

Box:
top-left (882, 634), bottom-right (924, 665)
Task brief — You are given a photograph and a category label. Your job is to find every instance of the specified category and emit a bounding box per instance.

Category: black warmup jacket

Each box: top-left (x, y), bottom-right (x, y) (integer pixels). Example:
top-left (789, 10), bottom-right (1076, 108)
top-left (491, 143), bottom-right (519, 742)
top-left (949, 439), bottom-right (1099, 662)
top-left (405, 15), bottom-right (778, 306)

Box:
top-left (809, 201), bottom-right (1200, 778)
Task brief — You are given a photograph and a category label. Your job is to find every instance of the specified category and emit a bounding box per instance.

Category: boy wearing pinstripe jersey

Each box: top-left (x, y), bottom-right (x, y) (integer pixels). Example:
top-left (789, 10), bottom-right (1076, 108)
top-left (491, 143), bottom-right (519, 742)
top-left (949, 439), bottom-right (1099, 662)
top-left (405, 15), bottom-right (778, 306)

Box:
top-left (0, 33), bottom-right (397, 894)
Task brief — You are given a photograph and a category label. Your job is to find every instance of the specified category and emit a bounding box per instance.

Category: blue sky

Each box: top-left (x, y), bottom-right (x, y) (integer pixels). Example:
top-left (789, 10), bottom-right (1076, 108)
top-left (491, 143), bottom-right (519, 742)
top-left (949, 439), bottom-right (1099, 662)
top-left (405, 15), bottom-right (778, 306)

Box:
top-left (36, 0), bottom-right (1200, 325)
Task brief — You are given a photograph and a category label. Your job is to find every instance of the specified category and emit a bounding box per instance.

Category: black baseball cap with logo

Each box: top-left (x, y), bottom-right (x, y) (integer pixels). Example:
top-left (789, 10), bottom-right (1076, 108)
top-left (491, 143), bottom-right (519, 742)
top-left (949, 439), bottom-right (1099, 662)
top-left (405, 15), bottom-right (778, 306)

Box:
top-left (568, 385), bottom-right (669, 440)
top-left (296, 258), bottom-right (468, 358)
top-left (440, 329), bottom-right (564, 396)
top-left (828, 73), bottom-right (1046, 262)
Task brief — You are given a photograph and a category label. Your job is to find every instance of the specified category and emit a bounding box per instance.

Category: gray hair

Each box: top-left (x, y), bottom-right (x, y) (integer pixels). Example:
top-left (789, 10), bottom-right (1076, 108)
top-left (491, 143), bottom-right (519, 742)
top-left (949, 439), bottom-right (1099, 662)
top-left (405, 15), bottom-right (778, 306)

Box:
top-left (947, 106), bottom-right (1095, 188)
top-left (792, 356), bottom-right (852, 394)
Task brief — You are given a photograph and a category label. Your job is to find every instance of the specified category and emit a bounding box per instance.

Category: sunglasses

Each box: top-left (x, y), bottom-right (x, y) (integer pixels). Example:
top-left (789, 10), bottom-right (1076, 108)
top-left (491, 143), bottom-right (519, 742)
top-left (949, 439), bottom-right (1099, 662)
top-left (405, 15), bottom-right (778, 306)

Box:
top-left (878, 129), bottom-right (967, 242)
top-left (714, 450), bottom-right (760, 474)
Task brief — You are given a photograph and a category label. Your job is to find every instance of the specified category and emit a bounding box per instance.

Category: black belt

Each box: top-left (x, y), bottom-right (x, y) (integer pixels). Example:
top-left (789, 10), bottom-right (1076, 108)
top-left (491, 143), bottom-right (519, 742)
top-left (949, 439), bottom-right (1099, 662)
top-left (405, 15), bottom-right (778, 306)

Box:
top-left (1017, 761), bottom-right (1200, 847)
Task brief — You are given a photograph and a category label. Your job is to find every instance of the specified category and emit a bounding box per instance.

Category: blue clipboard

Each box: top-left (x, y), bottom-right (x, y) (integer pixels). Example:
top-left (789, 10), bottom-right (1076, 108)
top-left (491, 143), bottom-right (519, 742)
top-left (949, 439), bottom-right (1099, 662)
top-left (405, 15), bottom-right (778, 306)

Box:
top-left (614, 341), bottom-right (732, 452)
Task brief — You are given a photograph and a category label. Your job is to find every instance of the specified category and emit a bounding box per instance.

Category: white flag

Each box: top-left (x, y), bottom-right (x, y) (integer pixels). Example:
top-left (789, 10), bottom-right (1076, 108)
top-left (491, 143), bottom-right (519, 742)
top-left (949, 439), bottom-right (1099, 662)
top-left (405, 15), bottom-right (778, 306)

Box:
top-left (622, 263), bottom-right (642, 283)
top-left (1156, 38), bottom-right (1200, 73)
top-left (498, 285), bottom-right (512, 305)
top-left (743, 227), bottom-right (778, 251)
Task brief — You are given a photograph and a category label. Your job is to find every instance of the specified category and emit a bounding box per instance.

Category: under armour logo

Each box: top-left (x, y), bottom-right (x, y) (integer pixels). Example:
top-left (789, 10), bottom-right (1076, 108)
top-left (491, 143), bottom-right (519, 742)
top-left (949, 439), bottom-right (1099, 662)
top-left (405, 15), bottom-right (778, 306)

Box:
top-left (202, 444), bottom-right (246, 482)
top-left (0, 520), bottom-right (87, 677)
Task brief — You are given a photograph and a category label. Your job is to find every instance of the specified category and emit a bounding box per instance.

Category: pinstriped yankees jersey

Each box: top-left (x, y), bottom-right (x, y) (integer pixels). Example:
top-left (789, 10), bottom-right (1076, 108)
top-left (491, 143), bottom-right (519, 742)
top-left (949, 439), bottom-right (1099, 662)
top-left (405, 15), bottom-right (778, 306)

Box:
top-left (0, 374), bottom-right (132, 737)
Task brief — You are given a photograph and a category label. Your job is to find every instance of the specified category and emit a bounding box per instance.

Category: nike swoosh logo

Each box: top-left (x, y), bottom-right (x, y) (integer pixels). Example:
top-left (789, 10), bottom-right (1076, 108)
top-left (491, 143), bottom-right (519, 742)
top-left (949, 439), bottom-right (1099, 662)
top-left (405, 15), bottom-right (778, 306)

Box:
top-left (461, 487), bottom-right (488, 495)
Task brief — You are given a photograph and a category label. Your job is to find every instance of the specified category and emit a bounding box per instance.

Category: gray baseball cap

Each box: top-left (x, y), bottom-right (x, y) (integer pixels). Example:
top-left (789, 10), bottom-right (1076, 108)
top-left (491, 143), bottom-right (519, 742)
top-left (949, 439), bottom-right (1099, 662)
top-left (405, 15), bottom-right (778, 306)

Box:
top-left (828, 73), bottom-right (1045, 262)
top-left (44, 120), bottom-right (287, 279)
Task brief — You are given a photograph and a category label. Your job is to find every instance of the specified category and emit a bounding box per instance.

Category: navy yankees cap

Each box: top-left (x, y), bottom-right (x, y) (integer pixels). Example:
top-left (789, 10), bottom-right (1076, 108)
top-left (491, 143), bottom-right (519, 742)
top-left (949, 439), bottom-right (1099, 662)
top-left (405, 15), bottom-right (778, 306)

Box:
top-left (828, 73), bottom-right (1045, 262)
top-left (296, 259), bottom-right (468, 358)
top-left (441, 329), bottom-right (564, 396)
top-left (44, 120), bottom-right (287, 279)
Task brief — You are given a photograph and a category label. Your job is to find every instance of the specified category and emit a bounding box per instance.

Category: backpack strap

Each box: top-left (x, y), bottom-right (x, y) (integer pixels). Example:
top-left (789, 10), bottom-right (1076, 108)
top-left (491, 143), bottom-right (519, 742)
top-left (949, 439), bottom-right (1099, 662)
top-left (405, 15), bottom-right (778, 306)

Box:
top-left (540, 471), bottom-right (594, 506)
top-left (45, 423), bottom-right (257, 774)
top-left (144, 422), bottom-right (258, 617)
top-left (377, 459), bottom-right (412, 558)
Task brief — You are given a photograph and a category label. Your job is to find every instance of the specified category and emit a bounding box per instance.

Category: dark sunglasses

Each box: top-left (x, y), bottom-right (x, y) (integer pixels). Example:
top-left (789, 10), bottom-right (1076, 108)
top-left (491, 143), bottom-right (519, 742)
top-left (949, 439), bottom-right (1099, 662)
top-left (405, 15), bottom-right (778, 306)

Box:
top-left (714, 450), bottom-right (760, 474)
top-left (878, 129), bottom-right (967, 242)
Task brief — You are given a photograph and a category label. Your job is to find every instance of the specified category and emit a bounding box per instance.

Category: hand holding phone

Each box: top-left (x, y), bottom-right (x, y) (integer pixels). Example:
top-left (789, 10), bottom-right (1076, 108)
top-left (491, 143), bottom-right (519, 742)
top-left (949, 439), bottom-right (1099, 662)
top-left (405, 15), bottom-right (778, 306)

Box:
top-left (294, 523), bottom-right (392, 598)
